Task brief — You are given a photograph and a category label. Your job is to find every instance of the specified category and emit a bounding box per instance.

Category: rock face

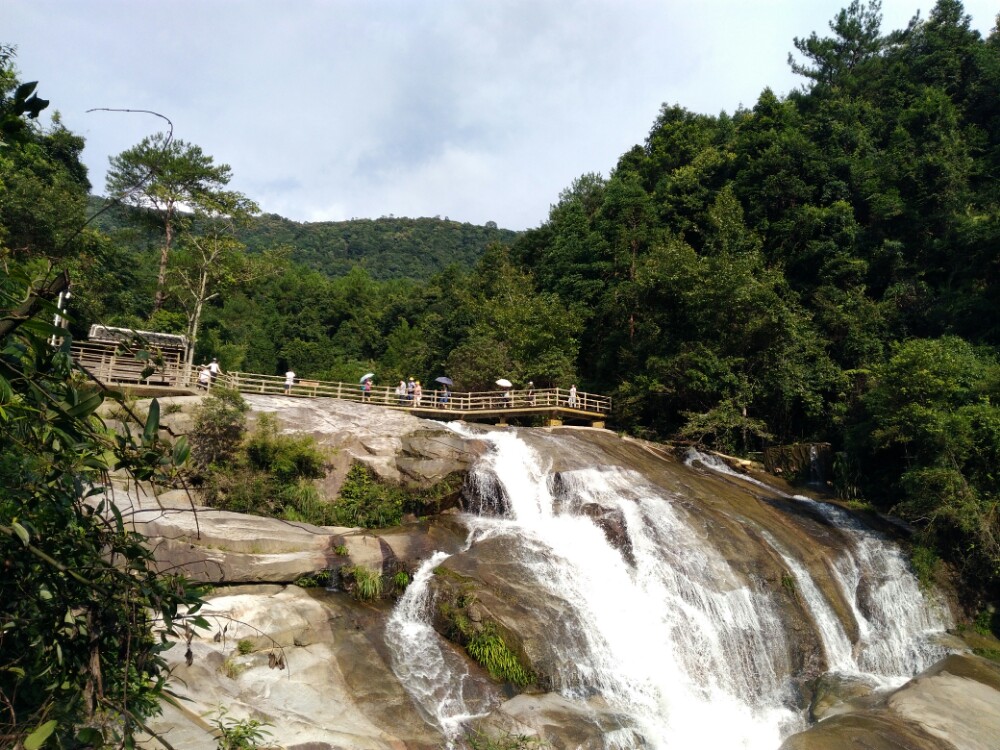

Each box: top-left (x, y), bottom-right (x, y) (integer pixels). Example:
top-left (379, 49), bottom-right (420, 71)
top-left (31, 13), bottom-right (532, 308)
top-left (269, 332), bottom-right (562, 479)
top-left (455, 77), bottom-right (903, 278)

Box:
top-left (124, 397), bottom-right (1000, 750)
top-left (143, 586), bottom-right (442, 750)
top-left (240, 394), bottom-right (484, 495)
top-left (781, 654), bottom-right (1000, 750)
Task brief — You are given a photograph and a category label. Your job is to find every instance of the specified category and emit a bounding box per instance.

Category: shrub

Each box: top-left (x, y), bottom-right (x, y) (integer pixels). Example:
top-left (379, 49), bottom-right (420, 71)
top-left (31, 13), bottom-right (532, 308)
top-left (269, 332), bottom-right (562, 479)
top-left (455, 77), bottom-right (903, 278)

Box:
top-left (332, 463), bottom-right (405, 528)
top-left (347, 566), bottom-right (384, 601)
top-left (294, 570), bottom-right (332, 588)
top-left (244, 413), bottom-right (326, 483)
top-left (237, 639), bottom-right (254, 655)
top-left (466, 623), bottom-right (534, 686)
top-left (212, 708), bottom-right (273, 750)
top-left (909, 545), bottom-right (940, 590)
top-left (192, 388), bottom-right (249, 467)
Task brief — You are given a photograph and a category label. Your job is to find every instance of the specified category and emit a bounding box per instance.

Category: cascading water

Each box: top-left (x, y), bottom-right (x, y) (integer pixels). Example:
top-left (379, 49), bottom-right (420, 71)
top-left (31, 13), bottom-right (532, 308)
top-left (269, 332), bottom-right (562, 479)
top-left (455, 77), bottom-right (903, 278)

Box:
top-left (385, 551), bottom-right (489, 739)
top-left (685, 447), bottom-right (951, 685)
top-left (388, 429), bottom-right (951, 749)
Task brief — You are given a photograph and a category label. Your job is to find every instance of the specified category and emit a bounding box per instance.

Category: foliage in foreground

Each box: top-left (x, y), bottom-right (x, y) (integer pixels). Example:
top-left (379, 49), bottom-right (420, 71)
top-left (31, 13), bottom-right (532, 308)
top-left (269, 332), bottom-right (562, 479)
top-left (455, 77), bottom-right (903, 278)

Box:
top-left (1, 53), bottom-right (207, 747)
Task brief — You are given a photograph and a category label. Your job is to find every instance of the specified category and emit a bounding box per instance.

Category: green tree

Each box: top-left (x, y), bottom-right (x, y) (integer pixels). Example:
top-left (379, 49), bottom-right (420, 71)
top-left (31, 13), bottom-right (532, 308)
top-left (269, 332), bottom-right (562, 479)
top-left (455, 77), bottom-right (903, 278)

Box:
top-left (860, 336), bottom-right (1000, 598)
top-left (106, 132), bottom-right (235, 312)
top-left (169, 190), bottom-right (271, 370)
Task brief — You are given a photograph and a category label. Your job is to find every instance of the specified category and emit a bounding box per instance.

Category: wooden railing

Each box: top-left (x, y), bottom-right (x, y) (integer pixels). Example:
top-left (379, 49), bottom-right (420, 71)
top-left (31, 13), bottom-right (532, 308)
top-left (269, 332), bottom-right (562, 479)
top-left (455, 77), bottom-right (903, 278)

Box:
top-left (70, 345), bottom-right (612, 416)
top-left (226, 372), bottom-right (611, 415)
top-left (71, 342), bottom-right (187, 386)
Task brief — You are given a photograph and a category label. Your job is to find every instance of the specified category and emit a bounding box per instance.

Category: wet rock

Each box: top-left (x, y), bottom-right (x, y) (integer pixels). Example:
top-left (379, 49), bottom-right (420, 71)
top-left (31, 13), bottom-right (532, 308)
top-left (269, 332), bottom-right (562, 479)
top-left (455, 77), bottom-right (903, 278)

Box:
top-left (809, 672), bottom-right (878, 721)
top-left (474, 693), bottom-right (644, 750)
top-left (783, 654), bottom-right (1000, 750)
top-left (579, 502), bottom-right (635, 566)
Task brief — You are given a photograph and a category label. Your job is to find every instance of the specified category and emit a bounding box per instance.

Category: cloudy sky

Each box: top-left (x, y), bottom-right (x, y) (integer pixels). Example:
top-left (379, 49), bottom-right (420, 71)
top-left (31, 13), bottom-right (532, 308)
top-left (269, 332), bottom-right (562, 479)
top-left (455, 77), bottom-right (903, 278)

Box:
top-left (5, 1), bottom-right (998, 230)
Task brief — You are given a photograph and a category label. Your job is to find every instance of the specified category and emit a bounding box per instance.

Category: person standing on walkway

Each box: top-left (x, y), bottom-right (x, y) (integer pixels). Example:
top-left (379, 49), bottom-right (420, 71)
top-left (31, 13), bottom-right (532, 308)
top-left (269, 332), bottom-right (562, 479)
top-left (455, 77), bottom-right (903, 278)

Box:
top-left (568, 384), bottom-right (577, 408)
top-left (414, 380), bottom-right (423, 406)
top-left (397, 380), bottom-right (407, 405)
top-left (209, 358), bottom-right (223, 384)
top-left (284, 369), bottom-right (296, 394)
top-left (363, 377), bottom-right (372, 402)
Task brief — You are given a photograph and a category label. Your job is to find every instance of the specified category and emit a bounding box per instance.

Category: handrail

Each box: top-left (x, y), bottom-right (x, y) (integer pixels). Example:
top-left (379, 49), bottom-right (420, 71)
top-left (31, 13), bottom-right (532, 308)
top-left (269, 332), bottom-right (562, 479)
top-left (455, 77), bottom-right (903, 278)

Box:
top-left (225, 372), bottom-right (611, 414)
top-left (69, 343), bottom-right (612, 415)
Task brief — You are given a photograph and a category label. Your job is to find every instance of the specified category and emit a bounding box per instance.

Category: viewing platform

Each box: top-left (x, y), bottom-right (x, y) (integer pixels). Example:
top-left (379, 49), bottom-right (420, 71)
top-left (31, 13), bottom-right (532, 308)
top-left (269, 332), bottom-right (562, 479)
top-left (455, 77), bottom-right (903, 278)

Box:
top-left (70, 343), bottom-right (611, 428)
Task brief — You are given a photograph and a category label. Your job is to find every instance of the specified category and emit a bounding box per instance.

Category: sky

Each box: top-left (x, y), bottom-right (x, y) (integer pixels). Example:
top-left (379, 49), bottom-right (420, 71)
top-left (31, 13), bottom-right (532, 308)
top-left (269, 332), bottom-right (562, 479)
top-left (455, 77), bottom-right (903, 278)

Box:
top-left (4, 1), bottom-right (999, 230)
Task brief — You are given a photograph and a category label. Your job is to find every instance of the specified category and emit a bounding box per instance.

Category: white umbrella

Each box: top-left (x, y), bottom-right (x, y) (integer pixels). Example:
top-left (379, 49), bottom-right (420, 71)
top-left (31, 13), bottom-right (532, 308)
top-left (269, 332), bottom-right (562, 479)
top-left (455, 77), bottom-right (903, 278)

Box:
top-left (495, 378), bottom-right (513, 388)
top-left (360, 372), bottom-right (374, 383)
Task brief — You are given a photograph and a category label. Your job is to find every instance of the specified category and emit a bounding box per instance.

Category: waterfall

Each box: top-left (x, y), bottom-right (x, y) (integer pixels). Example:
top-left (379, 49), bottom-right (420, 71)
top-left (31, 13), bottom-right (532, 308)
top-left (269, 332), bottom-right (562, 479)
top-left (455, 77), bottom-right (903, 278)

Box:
top-left (760, 530), bottom-right (855, 674)
top-left (452, 428), bottom-right (798, 748)
top-left (385, 551), bottom-right (488, 740)
top-left (799, 498), bottom-right (950, 681)
top-left (685, 448), bottom-right (951, 685)
top-left (388, 431), bottom-right (951, 749)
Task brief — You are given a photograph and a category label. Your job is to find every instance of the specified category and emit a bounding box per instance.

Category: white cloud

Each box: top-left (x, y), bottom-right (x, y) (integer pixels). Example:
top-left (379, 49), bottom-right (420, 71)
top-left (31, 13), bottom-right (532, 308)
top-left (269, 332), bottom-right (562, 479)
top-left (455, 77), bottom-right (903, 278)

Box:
top-left (6, 0), bottom-right (999, 230)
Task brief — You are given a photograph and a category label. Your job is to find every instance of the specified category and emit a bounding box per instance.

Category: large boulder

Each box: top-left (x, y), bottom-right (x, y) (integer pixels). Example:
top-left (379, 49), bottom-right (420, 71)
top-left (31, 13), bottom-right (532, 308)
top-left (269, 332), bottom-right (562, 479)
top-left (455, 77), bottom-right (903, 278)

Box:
top-left (143, 585), bottom-right (443, 750)
top-left (781, 654), bottom-right (1000, 750)
top-left (241, 394), bottom-right (485, 495)
top-left (473, 693), bottom-right (643, 750)
top-left (105, 485), bottom-right (469, 584)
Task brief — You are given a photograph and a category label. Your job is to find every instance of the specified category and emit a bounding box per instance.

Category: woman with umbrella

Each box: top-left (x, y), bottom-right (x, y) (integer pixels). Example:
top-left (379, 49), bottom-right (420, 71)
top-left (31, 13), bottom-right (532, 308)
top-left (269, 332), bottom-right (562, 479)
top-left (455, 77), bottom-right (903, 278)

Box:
top-left (435, 376), bottom-right (452, 407)
top-left (360, 373), bottom-right (374, 402)
top-left (496, 378), bottom-right (513, 408)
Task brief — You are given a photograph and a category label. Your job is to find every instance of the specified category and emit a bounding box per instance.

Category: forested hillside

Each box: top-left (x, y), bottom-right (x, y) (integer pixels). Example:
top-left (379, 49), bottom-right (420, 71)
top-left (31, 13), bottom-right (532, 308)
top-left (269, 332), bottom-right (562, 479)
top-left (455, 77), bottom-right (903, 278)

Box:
top-left (86, 196), bottom-right (517, 281)
top-left (4, 0), bottom-right (999, 633)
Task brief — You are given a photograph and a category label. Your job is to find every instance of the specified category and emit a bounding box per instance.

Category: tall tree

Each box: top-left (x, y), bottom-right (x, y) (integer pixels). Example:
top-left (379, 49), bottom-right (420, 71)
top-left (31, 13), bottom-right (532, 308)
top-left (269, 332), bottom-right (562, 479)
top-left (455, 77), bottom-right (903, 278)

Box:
top-left (105, 132), bottom-right (233, 312)
top-left (169, 190), bottom-right (270, 369)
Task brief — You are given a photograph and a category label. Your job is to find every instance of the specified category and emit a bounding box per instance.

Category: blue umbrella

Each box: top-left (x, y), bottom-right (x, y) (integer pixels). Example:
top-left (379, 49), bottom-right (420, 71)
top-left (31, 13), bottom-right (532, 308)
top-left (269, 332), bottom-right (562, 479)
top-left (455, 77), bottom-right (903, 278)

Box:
top-left (434, 376), bottom-right (453, 386)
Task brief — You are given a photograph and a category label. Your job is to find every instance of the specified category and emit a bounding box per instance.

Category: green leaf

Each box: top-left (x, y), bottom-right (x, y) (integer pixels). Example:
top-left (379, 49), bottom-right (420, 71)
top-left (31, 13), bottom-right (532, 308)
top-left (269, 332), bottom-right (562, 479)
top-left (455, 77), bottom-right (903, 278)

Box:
top-left (19, 318), bottom-right (65, 339)
top-left (65, 392), bottom-right (104, 419)
top-left (173, 436), bottom-right (190, 465)
top-left (76, 727), bottom-right (104, 744)
top-left (24, 719), bottom-right (57, 749)
top-left (143, 399), bottom-right (160, 444)
top-left (12, 521), bottom-right (30, 545)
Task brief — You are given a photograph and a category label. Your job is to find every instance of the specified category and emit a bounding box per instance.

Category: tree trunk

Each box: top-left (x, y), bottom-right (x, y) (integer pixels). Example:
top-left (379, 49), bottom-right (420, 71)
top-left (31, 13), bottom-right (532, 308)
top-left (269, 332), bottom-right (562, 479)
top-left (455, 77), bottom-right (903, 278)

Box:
top-left (153, 207), bottom-right (174, 313)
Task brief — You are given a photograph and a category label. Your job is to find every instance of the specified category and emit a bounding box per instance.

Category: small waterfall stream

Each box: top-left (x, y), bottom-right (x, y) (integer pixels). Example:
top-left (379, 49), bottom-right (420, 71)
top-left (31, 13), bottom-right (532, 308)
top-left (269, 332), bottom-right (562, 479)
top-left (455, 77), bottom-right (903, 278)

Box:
top-left (385, 551), bottom-right (481, 737)
top-left (386, 429), bottom-right (951, 749)
top-left (685, 448), bottom-right (950, 684)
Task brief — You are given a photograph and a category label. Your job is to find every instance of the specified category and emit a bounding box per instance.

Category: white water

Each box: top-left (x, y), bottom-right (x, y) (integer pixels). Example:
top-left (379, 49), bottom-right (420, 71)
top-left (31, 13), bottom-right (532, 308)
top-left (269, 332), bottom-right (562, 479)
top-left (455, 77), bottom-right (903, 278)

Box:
top-left (686, 448), bottom-right (951, 685)
top-left (385, 551), bottom-right (487, 739)
top-left (760, 530), bottom-right (856, 673)
top-left (388, 432), bottom-right (952, 748)
top-left (453, 428), bottom-right (797, 748)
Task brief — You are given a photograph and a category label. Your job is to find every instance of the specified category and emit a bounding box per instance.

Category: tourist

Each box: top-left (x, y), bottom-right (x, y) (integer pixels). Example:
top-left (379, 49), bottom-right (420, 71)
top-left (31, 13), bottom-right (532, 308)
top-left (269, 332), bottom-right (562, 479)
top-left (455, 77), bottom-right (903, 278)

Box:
top-left (362, 377), bottom-right (372, 402)
top-left (414, 380), bottom-right (423, 406)
top-left (197, 365), bottom-right (211, 390)
top-left (526, 381), bottom-right (536, 405)
top-left (397, 380), bottom-right (407, 405)
top-left (208, 357), bottom-right (223, 384)
top-left (284, 369), bottom-right (296, 394)
top-left (440, 385), bottom-right (450, 408)
top-left (568, 384), bottom-right (577, 408)
top-left (406, 377), bottom-right (415, 403)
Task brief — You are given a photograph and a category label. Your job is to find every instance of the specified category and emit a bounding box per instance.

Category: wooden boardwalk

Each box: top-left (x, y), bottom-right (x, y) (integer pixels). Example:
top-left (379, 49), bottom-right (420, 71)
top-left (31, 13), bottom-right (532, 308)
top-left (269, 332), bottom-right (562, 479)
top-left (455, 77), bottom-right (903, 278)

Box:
top-left (71, 346), bottom-right (611, 427)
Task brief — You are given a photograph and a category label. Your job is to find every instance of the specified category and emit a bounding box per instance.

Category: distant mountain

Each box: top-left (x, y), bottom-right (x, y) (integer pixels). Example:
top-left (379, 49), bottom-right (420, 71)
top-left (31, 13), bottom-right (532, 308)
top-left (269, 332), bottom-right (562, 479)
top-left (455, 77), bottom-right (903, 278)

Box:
top-left (86, 196), bottom-right (518, 280)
